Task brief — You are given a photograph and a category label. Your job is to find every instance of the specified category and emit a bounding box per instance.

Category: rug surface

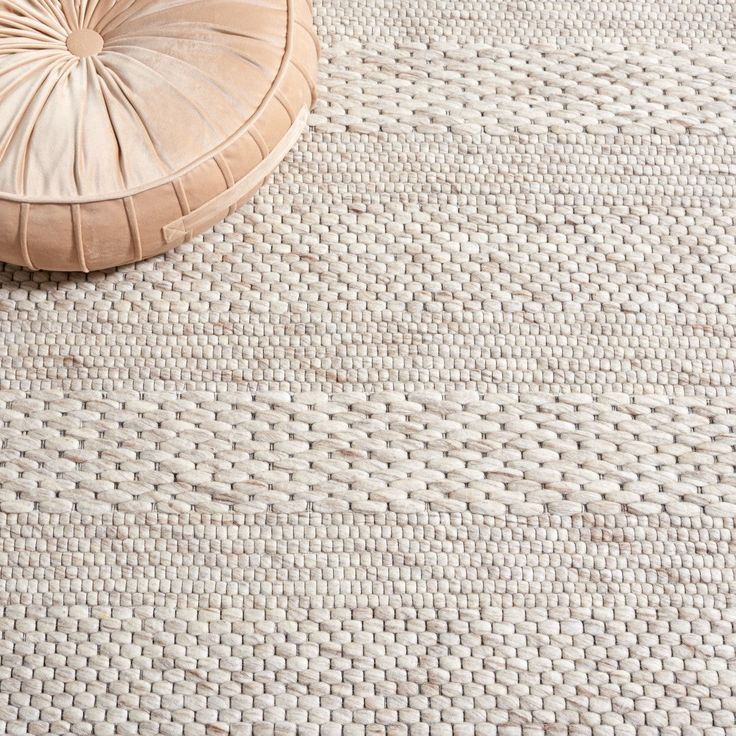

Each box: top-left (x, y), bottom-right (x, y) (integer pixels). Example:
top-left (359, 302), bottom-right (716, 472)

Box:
top-left (0, 0), bottom-right (735, 733)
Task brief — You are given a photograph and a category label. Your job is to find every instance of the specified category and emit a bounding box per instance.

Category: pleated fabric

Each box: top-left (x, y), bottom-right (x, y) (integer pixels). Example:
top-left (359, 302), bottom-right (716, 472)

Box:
top-left (0, 0), bottom-right (319, 271)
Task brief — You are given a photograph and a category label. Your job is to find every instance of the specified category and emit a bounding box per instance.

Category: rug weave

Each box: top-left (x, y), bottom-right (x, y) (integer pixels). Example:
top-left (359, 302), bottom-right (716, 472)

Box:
top-left (1, 0), bottom-right (735, 733)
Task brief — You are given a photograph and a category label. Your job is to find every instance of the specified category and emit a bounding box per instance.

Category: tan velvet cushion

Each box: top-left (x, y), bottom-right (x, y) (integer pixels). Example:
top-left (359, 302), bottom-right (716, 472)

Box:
top-left (0, 0), bottom-right (319, 271)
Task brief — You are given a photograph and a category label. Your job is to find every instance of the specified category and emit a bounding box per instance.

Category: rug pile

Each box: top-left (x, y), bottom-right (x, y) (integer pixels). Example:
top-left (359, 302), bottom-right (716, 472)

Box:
top-left (0, 0), bottom-right (734, 732)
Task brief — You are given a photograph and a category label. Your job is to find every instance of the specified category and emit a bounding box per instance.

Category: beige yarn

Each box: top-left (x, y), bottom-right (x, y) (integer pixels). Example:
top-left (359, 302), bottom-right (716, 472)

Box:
top-left (0, 0), bottom-right (735, 732)
top-left (0, 391), bottom-right (734, 518)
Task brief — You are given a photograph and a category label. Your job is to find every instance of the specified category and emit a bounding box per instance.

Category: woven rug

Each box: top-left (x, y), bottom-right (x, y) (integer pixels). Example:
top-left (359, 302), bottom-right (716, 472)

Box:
top-left (1, 0), bottom-right (736, 733)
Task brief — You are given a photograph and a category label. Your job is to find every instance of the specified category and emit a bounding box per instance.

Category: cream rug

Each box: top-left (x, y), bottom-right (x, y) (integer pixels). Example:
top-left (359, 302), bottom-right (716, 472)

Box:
top-left (1, 0), bottom-right (735, 733)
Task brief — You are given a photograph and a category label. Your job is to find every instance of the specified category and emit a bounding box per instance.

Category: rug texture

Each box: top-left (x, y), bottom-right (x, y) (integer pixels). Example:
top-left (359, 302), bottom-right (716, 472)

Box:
top-left (1, 0), bottom-right (735, 734)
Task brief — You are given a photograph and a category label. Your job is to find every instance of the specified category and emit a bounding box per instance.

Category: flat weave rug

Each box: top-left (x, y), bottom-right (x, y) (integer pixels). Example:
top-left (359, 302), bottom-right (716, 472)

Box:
top-left (1, 0), bottom-right (735, 734)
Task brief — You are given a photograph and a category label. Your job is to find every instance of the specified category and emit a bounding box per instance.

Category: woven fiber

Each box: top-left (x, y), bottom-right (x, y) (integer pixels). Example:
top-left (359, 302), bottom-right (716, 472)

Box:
top-left (1, 0), bottom-right (735, 733)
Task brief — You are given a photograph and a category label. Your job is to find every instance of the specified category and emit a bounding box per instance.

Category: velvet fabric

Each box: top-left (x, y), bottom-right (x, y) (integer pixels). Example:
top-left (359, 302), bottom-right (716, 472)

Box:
top-left (0, 0), bottom-right (319, 271)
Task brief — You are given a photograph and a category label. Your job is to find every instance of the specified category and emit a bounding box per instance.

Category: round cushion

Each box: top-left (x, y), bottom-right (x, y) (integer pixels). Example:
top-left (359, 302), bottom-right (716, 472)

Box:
top-left (0, 0), bottom-right (319, 271)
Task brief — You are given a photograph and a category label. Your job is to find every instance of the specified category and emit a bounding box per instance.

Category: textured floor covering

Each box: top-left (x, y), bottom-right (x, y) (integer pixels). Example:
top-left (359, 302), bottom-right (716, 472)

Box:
top-left (1, 0), bottom-right (736, 733)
